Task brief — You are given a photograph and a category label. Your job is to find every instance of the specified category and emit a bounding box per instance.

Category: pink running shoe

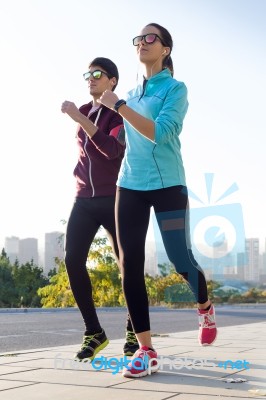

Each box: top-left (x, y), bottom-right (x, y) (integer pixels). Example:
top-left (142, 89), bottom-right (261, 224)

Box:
top-left (122, 346), bottom-right (159, 378)
top-left (198, 304), bottom-right (217, 346)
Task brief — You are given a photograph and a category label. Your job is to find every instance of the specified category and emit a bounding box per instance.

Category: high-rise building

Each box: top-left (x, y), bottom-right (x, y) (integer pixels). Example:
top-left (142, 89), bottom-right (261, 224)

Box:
top-left (245, 238), bottom-right (260, 282)
top-left (236, 252), bottom-right (246, 280)
top-left (212, 239), bottom-right (228, 279)
top-left (145, 239), bottom-right (158, 276)
top-left (4, 236), bottom-right (19, 264)
top-left (44, 231), bottom-right (65, 274)
top-left (259, 238), bottom-right (266, 282)
top-left (262, 253), bottom-right (266, 275)
top-left (18, 238), bottom-right (38, 265)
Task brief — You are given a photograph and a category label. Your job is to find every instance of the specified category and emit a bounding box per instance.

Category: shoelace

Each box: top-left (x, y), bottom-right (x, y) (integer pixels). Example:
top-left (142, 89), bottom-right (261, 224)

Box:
top-left (199, 313), bottom-right (215, 328)
top-left (134, 348), bottom-right (150, 360)
top-left (126, 331), bottom-right (138, 345)
top-left (133, 348), bottom-right (158, 374)
top-left (81, 334), bottom-right (96, 349)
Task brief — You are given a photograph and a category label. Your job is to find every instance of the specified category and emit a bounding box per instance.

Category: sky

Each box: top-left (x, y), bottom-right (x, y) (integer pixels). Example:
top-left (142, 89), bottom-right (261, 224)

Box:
top-left (0, 0), bottom-right (265, 253)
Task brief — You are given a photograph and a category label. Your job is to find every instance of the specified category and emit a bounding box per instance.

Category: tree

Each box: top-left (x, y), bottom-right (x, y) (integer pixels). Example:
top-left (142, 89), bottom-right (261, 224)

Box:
top-left (207, 280), bottom-right (222, 302)
top-left (242, 287), bottom-right (264, 303)
top-left (145, 271), bottom-right (187, 305)
top-left (12, 260), bottom-right (49, 307)
top-left (0, 252), bottom-right (17, 307)
top-left (158, 263), bottom-right (172, 277)
top-left (38, 259), bottom-right (76, 307)
top-left (90, 262), bottom-right (125, 307)
top-left (37, 236), bottom-right (125, 307)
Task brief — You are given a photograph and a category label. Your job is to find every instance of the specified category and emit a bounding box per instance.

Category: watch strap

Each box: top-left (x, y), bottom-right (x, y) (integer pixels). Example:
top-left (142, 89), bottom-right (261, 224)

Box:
top-left (114, 99), bottom-right (126, 113)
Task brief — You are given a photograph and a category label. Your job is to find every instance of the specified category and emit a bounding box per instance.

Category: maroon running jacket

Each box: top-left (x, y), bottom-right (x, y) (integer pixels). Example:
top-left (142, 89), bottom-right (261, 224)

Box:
top-left (73, 102), bottom-right (125, 198)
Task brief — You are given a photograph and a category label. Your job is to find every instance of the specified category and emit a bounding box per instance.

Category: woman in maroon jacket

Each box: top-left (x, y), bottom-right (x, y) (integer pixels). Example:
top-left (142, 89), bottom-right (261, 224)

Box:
top-left (61, 57), bottom-right (138, 360)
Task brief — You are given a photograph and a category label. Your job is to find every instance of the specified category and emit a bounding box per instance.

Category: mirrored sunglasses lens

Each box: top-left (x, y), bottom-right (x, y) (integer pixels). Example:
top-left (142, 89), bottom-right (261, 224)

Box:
top-left (145, 34), bottom-right (157, 44)
top-left (92, 71), bottom-right (102, 79)
top-left (83, 72), bottom-right (90, 80)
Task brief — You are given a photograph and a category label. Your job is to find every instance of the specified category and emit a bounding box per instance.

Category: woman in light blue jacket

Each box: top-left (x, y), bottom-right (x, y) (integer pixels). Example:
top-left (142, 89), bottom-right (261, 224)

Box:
top-left (99, 22), bottom-right (217, 378)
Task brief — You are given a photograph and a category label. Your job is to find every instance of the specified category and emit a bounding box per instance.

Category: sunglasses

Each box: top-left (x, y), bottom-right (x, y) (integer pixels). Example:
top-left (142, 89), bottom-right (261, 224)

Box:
top-left (132, 33), bottom-right (164, 46)
top-left (83, 70), bottom-right (110, 81)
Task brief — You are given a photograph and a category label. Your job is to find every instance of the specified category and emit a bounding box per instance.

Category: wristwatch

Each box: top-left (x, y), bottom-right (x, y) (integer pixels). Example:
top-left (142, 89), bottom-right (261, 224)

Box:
top-left (114, 99), bottom-right (126, 113)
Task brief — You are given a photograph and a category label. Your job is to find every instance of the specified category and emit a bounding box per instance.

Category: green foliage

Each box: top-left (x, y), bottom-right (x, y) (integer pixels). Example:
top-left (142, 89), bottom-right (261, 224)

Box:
top-left (0, 252), bottom-right (49, 307)
top-left (164, 282), bottom-right (196, 304)
top-left (158, 263), bottom-right (174, 277)
top-left (145, 272), bottom-right (186, 305)
top-left (228, 287), bottom-right (266, 304)
top-left (2, 241), bottom-right (266, 308)
top-left (12, 260), bottom-right (49, 307)
top-left (38, 260), bottom-right (76, 307)
top-left (207, 280), bottom-right (222, 301)
top-left (88, 236), bottom-right (125, 306)
top-left (48, 267), bottom-right (57, 278)
top-left (37, 237), bottom-right (125, 308)
top-left (90, 262), bottom-right (125, 307)
top-left (0, 251), bottom-right (17, 307)
top-left (88, 236), bottom-right (117, 266)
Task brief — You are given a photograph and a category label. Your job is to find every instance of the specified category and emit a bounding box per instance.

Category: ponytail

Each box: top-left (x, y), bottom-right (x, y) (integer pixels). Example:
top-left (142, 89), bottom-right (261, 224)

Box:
top-left (163, 55), bottom-right (174, 77)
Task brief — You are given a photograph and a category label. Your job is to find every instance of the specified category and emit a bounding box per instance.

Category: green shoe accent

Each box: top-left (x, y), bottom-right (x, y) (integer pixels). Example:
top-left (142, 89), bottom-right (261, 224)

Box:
top-left (75, 329), bottom-right (109, 361)
top-left (90, 338), bottom-right (109, 360)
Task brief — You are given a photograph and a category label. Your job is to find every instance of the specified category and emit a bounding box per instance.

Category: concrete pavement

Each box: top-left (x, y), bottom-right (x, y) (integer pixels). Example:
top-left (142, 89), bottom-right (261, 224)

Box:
top-left (0, 321), bottom-right (265, 399)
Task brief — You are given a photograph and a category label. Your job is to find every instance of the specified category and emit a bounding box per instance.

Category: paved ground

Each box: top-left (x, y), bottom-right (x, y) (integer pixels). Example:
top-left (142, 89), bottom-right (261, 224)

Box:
top-left (0, 321), bottom-right (265, 399)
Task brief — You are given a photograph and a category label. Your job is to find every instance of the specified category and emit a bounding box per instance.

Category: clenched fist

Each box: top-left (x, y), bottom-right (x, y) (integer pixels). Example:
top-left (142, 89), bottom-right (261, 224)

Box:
top-left (61, 101), bottom-right (81, 122)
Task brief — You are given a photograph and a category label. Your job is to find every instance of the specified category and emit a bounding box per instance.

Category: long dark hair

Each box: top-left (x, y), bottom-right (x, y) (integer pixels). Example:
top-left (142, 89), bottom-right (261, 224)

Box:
top-left (145, 22), bottom-right (174, 76)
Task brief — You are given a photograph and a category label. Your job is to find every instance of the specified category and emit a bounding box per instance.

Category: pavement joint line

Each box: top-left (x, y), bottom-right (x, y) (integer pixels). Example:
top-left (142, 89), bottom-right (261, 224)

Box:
top-left (238, 348), bottom-right (257, 353)
top-left (0, 357), bottom-right (45, 364)
top-left (0, 367), bottom-right (42, 376)
top-left (0, 382), bottom-right (40, 392)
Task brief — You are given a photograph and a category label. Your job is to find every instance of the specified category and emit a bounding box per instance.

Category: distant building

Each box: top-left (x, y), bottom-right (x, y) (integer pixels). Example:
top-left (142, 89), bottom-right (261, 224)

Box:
top-left (145, 239), bottom-right (158, 276)
top-left (44, 231), bottom-right (65, 274)
top-left (236, 252), bottom-right (246, 280)
top-left (245, 238), bottom-right (260, 282)
top-left (4, 236), bottom-right (19, 264)
top-left (262, 253), bottom-right (266, 276)
top-left (259, 238), bottom-right (266, 278)
top-left (19, 238), bottom-right (38, 265)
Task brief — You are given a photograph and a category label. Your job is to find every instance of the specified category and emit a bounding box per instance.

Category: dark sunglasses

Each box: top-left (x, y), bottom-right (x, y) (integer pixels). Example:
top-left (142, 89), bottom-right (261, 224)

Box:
top-left (132, 33), bottom-right (163, 46)
top-left (83, 70), bottom-right (110, 81)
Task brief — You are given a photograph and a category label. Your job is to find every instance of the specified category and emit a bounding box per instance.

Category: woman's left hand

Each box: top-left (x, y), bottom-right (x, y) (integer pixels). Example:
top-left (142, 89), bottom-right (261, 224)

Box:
top-left (97, 90), bottom-right (119, 110)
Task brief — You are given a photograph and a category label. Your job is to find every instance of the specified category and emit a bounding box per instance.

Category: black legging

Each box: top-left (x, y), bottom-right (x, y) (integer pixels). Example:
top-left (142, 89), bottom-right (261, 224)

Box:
top-left (65, 196), bottom-right (132, 334)
top-left (115, 185), bottom-right (208, 334)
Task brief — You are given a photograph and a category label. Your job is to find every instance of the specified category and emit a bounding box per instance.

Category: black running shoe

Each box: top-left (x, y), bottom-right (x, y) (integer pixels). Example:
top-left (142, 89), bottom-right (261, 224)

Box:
top-left (123, 330), bottom-right (139, 356)
top-left (75, 329), bottom-right (109, 361)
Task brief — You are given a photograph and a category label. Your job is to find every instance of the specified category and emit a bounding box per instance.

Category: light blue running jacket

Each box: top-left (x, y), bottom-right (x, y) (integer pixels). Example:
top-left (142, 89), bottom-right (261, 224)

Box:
top-left (117, 68), bottom-right (189, 190)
